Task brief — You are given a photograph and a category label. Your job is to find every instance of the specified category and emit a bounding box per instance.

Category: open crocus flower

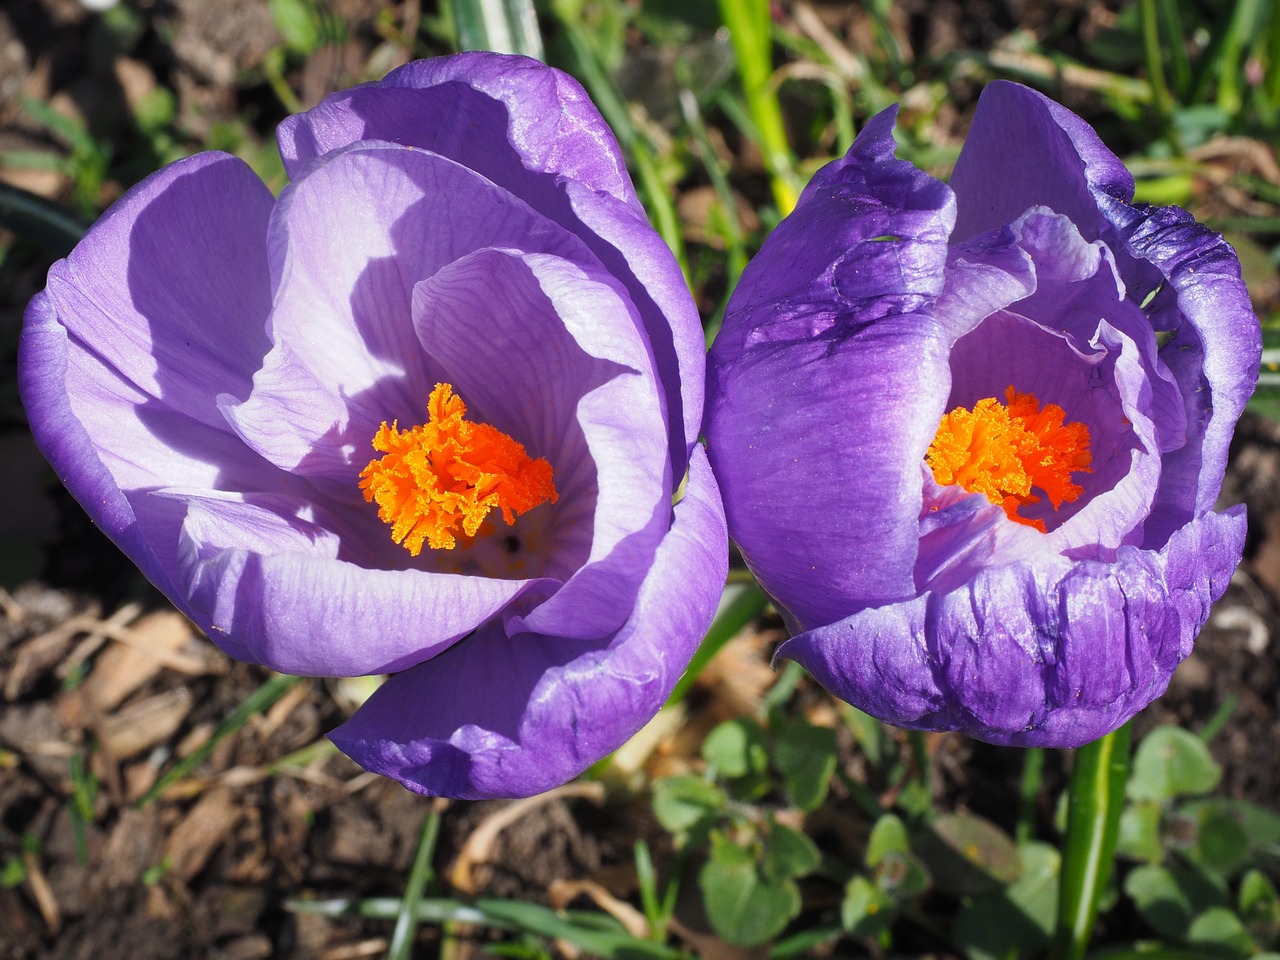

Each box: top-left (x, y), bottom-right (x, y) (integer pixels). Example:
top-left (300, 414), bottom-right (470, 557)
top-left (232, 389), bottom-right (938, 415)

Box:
top-left (705, 81), bottom-right (1259, 747)
top-left (21, 52), bottom-right (727, 798)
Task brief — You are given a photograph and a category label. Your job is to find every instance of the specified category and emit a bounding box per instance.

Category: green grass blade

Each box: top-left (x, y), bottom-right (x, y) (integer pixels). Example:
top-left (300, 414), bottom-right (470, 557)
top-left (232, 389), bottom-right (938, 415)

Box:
top-left (386, 807), bottom-right (442, 960)
top-left (136, 672), bottom-right (304, 808)
top-left (1052, 722), bottom-right (1133, 960)
top-left (716, 0), bottom-right (800, 214)
top-left (450, 0), bottom-right (544, 59)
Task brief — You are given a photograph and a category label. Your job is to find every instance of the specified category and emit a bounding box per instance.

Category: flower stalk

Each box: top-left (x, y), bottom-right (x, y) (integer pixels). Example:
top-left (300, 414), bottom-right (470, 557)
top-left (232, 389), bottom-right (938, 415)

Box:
top-left (1052, 722), bottom-right (1133, 960)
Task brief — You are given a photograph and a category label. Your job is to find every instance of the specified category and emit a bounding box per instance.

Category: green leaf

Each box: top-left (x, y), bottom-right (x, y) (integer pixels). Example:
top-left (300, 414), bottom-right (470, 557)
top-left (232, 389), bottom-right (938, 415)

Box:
top-left (450, 0), bottom-right (544, 59)
top-left (651, 775), bottom-right (725, 836)
top-left (1123, 865), bottom-right (1226, 939)
top-left (1186, 907), bottom-right (1256, 956)
top-left (773, 719), bottom-right (837, 812)
top-left (699, 831), bottom-right (799, 947)
top-left (761, 819), bottom-right (820, 881)
top-left (840, 875), bottom-right (893, 939)
top-left (1239, 869), bottom-right (1280, 944)
top-left (701, 718), bottom-right (767, 780)
top-left (1118, 802), bottom-right (1165, 864)
top-left (1, 855), bottom-right (26, 888)
top-left (918, 812), bottom-right (1020, 896)
top-left (955, 842), bottom-right (1061, 960)
top-left (1187, 807), bottom-right (1250, 877)
top-left (267, 0), bottom-right (324, 53)
top-left (1128, 726), bottom-right (1221, 803)
top-left (866, 813), bottom-right (910, 867)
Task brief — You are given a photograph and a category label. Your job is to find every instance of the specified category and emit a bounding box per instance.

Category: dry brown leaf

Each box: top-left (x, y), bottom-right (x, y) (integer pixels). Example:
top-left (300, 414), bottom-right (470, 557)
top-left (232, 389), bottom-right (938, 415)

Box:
top-left (450, 782), bottom-right (606, 895)
top-left (98, 687), bottom-right (193, 759)
top-left (162, 787), bottom-right (242, 882)
top-left (548, 878), bottom-right (649, 938)
top-left (82, 610), bottom-right (202, 711)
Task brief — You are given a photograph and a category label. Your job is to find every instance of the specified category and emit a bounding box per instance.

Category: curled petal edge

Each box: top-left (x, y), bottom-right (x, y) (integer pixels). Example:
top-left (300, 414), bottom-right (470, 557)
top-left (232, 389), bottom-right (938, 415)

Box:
top-left (777, 506), bottom-right (1245, 748)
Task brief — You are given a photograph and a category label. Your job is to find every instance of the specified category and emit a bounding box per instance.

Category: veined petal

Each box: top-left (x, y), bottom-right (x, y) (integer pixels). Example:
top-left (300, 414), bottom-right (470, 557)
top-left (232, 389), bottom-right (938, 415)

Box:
top-left (779, 506), bottom-right (1246, 747)
top-left (176, 492), bottom-right (554, 676)
top-left (412, 247), bottom-right (671, 638)
top-left (223, 141), bottom-right (595, 479)
top-left (950, 80), bottom-right (1135, 243)
top-left (706, 106), bottom-right (955, 631)
top-left (18, 152), bottom-right (284, 605)
top-left (328, 447), bottom-right (726, 798)
top-left (1099, 200), bottom-right (1262, 544)
top-left (278, 51), bottom-right (638, 208)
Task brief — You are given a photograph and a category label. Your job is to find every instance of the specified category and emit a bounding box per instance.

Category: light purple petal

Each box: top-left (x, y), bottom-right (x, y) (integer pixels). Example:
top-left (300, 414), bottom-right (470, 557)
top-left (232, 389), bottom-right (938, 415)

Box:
top-left (706, 106), bottom-right (956, 631)
top-left (412, 247), bottom-right (671, 638)
top-left (279, 53), bottom-right (700, 472)
top-left (329, 446), bottom-right (727, 799)
top-left (950, 80), bottom-right (1135, 244)
top-left (175, 493), bottom-right (555, 676)
top-left (278, 51), bottom-right (638, 208)
top-left (18, 152), bottom-right (283, 605)
top-left (223, 141), bottom-right (594, 479)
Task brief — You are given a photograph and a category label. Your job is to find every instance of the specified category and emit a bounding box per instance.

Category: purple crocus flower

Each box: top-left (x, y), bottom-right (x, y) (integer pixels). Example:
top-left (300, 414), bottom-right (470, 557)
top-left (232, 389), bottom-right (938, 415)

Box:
top-left (20, 52), bottom-right (727, 798)
top-left (705, 82), bottom-right (1260, 747)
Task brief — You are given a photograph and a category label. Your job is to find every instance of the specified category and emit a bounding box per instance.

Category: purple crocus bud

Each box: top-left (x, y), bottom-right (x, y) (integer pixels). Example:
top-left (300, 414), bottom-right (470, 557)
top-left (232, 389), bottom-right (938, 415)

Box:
top-left (705, 82), bottom-right (1260, 747)
top-left (20, 52), bottom-right (727, 798)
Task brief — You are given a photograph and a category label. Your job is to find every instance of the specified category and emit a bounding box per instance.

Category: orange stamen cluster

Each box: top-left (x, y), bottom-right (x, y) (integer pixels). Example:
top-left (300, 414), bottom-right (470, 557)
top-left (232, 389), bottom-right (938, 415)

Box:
top-left (925, 387), bottom-right (1092, 532)
top-left (359, 383), bottom-right (558, 555)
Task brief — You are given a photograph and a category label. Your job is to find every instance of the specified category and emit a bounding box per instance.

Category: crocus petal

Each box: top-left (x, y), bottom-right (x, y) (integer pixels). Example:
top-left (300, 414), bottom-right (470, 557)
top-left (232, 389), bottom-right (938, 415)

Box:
top-left (18, 152), bottom-right (283, 604)
top-left (950, 80), bottom-right (1135, 244)
top-left (223, 141), bottom-right (594, 479)
top-left (412, 247), bottom-right (671, 636)
top-left (176, 492), bottom-right (555, 676)
top-left (329, 447), bottom-right (726, 798)
top-left (278, 51), bottom-right (638, 208)
top-left (706, 106), bottom-right (956, 632)
top-left (279, 56), bottom-right (700, 472)
top-left (779, 506), bottom-right (1245, 746)
top-left (1102, 201), bottom-right (1262, 543)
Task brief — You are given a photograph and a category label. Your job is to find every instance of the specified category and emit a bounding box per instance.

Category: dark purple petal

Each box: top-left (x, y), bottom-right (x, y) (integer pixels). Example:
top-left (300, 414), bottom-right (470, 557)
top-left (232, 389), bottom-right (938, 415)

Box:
top-left (706, 106), bottom-right (956, 631)
top-left (329, 447), bottom-right (727, 799)
top-left (1098, 199), bottom-right (1262, 546)
top-left (779, 506), bottom-right (1245, 747)
top-left (950, 81), bottom-right (1135, 244)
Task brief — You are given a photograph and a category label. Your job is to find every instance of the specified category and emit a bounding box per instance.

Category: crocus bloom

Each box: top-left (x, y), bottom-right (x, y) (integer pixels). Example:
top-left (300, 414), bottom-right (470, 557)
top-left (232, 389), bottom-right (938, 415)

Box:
top-left (705, 82), bottom-right (1259, 747)
top-left (21, 53), bottom-right (727, 798)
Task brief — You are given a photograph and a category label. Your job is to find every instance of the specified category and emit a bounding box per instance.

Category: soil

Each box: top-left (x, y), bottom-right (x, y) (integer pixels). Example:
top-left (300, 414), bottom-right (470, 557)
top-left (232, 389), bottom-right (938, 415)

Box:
top-left (1, 1), bottom-right (1278, 958)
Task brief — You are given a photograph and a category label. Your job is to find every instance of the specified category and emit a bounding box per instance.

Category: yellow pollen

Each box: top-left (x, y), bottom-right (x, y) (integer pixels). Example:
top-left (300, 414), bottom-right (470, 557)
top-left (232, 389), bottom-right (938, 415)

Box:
top-left (359, 383), bottom-right (558, 555)
top-left (925, 387), bottom-right (1092, 532)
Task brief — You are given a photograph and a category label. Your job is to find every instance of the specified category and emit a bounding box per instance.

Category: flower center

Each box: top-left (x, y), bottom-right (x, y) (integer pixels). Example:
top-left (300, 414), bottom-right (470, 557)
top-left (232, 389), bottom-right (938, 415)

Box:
top-left (359, 382), bottom-right (558, 555)
top-left (925, 387), bottom-right (1092, 532)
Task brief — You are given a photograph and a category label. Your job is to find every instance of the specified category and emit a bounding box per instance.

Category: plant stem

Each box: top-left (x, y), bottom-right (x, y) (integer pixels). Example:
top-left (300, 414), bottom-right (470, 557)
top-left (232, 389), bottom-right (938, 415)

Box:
top-left (1051, 722), bottom-right (1133, 960)
top-left (387, 806), bottom-right (443, 960)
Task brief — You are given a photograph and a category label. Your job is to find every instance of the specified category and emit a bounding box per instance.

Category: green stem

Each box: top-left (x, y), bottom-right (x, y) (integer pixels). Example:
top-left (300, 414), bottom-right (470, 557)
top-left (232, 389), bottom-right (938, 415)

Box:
top-left (1051, 723), bottom-right (1133, 960)
top-left (387, 807), bottom-right (442, 960)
